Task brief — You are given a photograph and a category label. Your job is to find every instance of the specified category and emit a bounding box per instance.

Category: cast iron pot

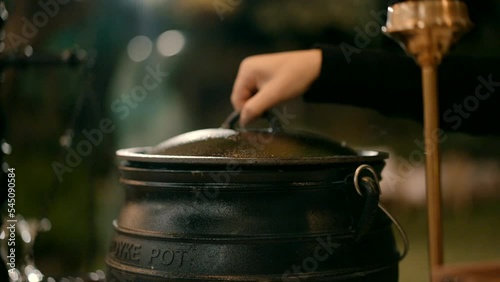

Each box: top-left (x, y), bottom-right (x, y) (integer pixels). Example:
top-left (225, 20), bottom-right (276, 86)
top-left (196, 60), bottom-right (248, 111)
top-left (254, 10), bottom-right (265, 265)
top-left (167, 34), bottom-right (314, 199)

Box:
top-left (106, 111), bottom-right (408, 282)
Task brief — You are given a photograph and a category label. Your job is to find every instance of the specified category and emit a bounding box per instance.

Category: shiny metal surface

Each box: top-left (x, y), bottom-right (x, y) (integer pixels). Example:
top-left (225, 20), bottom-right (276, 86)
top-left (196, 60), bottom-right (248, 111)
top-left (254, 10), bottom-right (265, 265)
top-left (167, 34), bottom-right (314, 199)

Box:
top-left (109, 111), bottom-right (403, 281)
top-left (117, 146), bottom-right (388, 165)
top-left (382, 0), bottom-right (472, 65)
top-left (354, 165), bottom-right (409, 261)
top-left (106, 161), bottom-right (401, 281)
top-left (382, 0), bottom-right (473, 279)
top-left (149, 110), bottom-right (359, 160)
top-left (122, 110), bottom-right (389, 164)
top-left (148, 129), bottom-right (359, 159)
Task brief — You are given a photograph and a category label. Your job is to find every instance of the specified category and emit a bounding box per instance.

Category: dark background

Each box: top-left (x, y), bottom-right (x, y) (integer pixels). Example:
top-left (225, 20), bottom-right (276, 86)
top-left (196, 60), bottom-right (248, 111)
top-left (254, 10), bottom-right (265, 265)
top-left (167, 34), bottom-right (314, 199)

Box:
top-left (0, 1), bottom-right (499, 281)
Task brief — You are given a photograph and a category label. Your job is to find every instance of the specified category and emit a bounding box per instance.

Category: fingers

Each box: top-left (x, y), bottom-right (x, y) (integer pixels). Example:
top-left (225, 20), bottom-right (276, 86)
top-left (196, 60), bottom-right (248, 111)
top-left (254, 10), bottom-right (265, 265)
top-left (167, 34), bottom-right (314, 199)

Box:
top-left (231, 59), bottom-right (257, 111)
top-left (231, 55), bottom-right (287, 126)
top-left (239, 75), bottom-right (291, 126)
top-left (231, 50), bottom-right (322, 126)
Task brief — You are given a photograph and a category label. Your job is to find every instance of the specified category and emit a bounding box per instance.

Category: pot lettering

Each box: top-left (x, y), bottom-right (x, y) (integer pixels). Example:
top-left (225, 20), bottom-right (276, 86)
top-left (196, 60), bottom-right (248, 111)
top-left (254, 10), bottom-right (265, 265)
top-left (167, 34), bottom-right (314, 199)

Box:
top-left (149, 248), bottom-right (188, 267)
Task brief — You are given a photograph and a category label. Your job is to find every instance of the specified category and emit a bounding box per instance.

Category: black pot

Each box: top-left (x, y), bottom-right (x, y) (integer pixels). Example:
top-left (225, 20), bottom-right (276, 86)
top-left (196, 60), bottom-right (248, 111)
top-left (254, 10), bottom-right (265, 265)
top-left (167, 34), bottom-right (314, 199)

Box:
top-left (106, 111), bottom-right (408, 281)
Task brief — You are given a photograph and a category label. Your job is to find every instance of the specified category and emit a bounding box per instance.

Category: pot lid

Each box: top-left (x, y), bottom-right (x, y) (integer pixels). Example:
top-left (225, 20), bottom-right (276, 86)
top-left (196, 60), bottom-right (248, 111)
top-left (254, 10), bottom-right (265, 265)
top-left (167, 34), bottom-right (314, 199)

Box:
top-left (117, 111), bottom-right (388, 165)
top-left (150, 128), bottom-right (357, 158)
top-left (150, 111), bottom-right (357, 158)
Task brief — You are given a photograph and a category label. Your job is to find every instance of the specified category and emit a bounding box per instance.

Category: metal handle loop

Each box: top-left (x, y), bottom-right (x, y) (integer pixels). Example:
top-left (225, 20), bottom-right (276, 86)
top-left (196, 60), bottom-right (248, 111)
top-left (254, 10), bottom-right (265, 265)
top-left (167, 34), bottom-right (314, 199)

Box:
top-left (353, 164), bottom-right (409, 261)
top-left (380, 205), bottom-right (410, 261)
top-left (354, 164), bottom-right (380, 197)
top-left (220, 110), bottom-right (284, 132)
top-left (353, 165), bottom-right (381, 240)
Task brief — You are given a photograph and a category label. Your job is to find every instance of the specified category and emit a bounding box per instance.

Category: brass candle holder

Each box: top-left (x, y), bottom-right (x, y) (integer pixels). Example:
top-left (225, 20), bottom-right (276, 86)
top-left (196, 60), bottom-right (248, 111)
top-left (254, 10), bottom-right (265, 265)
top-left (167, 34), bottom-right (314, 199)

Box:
top-left (382, 0), bottom-right (500, 282)
top-left (383, 0), bottom-right (472, 271)
top-left (383, 1), bottom-right (500, 281)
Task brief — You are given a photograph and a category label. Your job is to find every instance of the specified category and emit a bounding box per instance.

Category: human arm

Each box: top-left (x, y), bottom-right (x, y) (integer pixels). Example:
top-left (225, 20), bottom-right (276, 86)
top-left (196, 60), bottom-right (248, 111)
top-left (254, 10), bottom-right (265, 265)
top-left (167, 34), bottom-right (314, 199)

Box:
top-left (304, 45), bottom-right (500, 136)
top-left (231, 49), bottom-right (322, 125)
top-left (230, 46), bottom-right (500, 135)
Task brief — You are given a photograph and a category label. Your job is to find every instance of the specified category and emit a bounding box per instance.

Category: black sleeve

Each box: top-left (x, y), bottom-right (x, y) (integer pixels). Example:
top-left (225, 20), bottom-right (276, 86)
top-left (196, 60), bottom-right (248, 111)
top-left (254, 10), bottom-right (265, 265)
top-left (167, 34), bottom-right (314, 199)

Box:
top-left (304, 45), bottom-right (500, 136)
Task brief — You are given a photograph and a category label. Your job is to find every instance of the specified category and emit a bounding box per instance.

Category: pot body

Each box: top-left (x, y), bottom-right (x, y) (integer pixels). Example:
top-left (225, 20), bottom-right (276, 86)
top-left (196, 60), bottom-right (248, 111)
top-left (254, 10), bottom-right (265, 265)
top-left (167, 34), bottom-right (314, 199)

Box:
top-left (106, 156), bottom-right (400, 281)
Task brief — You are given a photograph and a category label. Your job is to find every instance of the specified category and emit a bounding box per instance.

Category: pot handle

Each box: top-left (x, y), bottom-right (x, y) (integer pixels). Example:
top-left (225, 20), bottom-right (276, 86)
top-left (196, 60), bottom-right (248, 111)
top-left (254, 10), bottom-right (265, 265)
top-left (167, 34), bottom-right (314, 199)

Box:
top-left (353, 164), bottom-right (409, 261)
top-left (353, 164), bottom-right (381, 240)
top-left (380, 204), bottom-right (410, 261)
top-left (221, 110), bottom-right (284, 132)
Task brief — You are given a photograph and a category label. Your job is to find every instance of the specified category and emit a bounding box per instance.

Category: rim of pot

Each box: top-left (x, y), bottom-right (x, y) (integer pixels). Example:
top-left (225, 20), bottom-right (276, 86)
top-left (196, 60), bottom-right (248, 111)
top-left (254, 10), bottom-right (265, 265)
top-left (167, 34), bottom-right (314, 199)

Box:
top-left (116, 147), bottom-right (389, 166)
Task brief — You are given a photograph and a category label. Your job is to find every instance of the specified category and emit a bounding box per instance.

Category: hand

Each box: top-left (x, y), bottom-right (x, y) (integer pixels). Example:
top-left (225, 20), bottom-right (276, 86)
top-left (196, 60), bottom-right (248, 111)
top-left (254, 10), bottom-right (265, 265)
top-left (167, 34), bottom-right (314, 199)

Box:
top-left (231, 49), bottom-right (322, 126)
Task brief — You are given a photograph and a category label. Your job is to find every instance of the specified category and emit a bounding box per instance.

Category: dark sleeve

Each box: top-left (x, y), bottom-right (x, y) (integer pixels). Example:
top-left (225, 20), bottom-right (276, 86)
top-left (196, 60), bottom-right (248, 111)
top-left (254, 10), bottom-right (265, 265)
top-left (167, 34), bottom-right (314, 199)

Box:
top-left (304, 45), bottom-right (500, 136)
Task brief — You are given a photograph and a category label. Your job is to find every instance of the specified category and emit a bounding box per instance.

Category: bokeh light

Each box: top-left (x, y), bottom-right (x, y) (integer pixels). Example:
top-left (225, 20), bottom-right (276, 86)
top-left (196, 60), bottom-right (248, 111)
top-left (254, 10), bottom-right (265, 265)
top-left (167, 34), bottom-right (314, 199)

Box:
top-left (156, 30), bottom-right (186, 57)
top-left (127, 35), bottom-right (153, 62)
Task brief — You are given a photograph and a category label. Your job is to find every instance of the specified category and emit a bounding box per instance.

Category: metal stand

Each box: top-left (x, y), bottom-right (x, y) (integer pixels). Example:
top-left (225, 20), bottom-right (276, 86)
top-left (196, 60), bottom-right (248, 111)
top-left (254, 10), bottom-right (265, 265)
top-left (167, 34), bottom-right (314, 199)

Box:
top-left (383, 1), bottom-right (500, 281)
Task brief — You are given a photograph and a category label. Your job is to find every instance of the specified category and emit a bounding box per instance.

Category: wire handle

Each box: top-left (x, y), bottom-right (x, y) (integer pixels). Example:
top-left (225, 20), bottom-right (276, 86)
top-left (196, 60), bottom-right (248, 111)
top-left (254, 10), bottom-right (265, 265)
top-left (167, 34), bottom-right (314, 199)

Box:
top-left (220, 110), bottom-right (284, 132)
top-left (354, 164), bottom-right (409, 261)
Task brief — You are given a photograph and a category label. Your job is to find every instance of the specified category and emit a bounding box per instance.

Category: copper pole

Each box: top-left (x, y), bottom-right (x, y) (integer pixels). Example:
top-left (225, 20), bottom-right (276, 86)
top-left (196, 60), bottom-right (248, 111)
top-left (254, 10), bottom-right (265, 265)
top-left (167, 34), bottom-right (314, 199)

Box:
top-left (382, 1), bottom-right (473, 280)
top-left (421, 64), bottom-right (444, 268)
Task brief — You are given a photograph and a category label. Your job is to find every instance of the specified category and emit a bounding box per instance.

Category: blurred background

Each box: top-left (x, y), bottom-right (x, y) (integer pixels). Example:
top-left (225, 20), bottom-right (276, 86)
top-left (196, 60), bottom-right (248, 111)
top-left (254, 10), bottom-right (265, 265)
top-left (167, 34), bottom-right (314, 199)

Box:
top-left (0, 0), bottom-right (499, 281)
